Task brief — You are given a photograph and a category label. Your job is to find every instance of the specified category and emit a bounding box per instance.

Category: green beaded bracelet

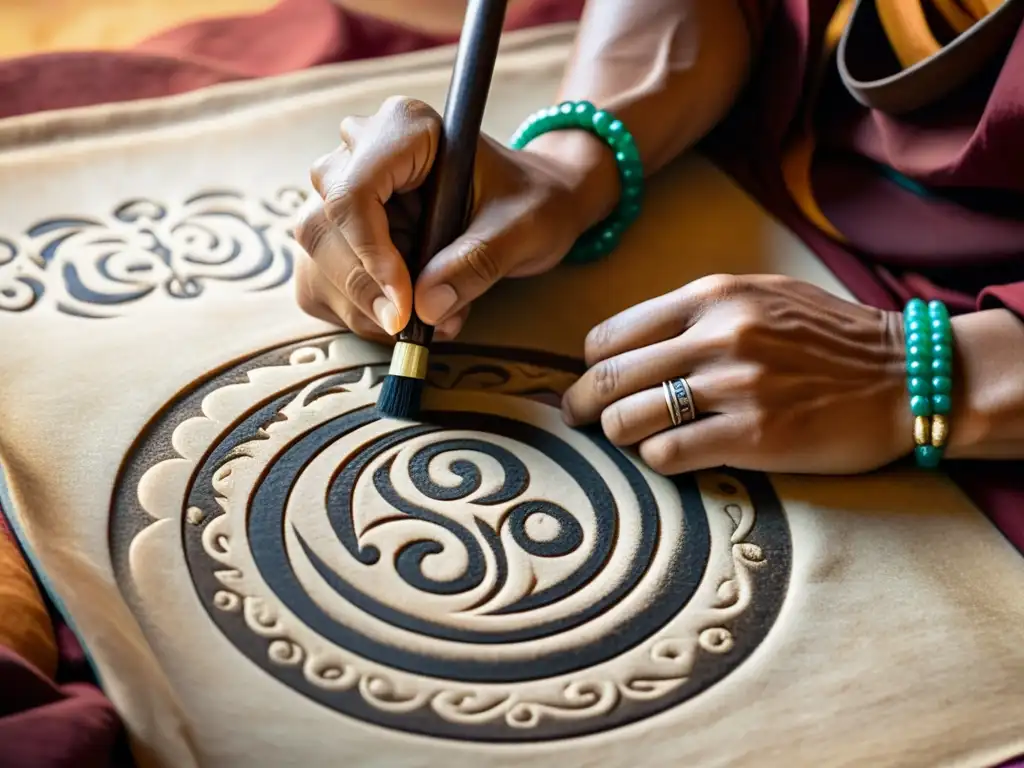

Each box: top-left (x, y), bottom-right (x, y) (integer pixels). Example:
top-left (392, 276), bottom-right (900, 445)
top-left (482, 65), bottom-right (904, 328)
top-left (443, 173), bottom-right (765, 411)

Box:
top-left (509, 100), bottom-right (643, 264)
top-left (903, 298), bottom-right (953, 469)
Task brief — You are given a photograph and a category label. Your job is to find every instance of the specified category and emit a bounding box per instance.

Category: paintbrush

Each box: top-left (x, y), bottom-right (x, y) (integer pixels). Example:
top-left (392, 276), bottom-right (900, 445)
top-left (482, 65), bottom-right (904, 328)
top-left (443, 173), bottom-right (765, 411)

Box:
top-left (376, 0), bottom-right (509, 420)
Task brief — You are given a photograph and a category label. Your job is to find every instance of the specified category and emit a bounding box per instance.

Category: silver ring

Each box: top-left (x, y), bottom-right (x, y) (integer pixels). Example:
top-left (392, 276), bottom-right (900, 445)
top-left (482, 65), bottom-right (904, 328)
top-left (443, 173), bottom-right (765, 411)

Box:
top-left (662, 377), bottom-right (697, 427)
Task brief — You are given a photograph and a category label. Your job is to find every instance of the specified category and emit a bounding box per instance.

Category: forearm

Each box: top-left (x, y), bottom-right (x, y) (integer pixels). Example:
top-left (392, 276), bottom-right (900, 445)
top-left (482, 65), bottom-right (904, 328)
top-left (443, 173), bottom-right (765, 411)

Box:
top-left (946, 309), bottom-right (1024, 459)
top-left (525, 0), bottom-right (754, 229)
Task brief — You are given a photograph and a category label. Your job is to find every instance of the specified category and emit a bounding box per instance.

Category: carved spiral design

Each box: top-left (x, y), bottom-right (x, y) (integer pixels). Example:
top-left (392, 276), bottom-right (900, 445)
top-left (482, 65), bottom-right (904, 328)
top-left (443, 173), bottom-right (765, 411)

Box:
top-left (112, 338), bottom-right (792, 742)
top-left (0, 187), bottom-right (305, 317)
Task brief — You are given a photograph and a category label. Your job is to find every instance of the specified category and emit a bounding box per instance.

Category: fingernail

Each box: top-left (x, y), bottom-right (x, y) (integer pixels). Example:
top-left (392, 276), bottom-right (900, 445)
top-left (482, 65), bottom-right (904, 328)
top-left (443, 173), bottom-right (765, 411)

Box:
top-left (382, 284), bottom-right (399, 306)
top-left (435, 315), bottom-right (463, 340)
top-left (418, 284), bottom-right (457, 324)
top-left (372, 296), bottom-right (400, 335)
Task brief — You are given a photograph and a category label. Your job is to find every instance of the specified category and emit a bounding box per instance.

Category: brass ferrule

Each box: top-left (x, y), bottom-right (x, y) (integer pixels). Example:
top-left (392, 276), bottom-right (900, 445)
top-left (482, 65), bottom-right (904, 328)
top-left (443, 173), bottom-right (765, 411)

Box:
top-left (389, 342), bottom-right (428, 380)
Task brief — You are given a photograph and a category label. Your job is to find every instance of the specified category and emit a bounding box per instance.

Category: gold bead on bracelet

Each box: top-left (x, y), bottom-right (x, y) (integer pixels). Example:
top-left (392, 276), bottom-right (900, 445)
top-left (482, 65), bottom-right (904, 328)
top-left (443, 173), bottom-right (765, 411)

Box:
top-left (931, 414), bottom-right (949, 448)
top-left (913, 415), bottom-right (930, 447)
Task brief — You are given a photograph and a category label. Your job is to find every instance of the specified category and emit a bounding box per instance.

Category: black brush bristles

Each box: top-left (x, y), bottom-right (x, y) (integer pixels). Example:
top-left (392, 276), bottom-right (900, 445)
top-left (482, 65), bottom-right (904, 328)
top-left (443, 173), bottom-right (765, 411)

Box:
top-left (377, 369), bottom-right (425, 420)
top-left (377, 314), bottom-right (432, 420)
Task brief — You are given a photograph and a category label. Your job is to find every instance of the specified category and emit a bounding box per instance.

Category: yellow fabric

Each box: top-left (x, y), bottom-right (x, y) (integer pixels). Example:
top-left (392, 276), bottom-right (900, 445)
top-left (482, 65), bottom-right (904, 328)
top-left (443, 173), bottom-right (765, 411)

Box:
top-left (779, 0), bottom-right (855, 244)
top-left (0, 0), bottom-right (280, 58)
top-left (0, 530), bottom-right (57, 678)
top-left (779, 0), bottom-right (995, 244)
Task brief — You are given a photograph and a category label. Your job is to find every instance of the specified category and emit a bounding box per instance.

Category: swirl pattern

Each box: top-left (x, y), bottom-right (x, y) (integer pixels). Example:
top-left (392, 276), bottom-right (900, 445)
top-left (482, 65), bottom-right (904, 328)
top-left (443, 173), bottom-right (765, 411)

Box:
top-left (0, 187), bottom-right (305, 317)
top-left (110, 336), bottom-right (791, 742)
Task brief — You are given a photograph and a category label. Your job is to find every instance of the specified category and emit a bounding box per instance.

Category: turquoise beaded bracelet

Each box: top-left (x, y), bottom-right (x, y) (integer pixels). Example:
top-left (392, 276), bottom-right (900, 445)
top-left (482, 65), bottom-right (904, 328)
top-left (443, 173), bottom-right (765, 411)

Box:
top-left (903, 298), bottom-right (954, 468)
top-left (509, 100), bottom-right (643, 264)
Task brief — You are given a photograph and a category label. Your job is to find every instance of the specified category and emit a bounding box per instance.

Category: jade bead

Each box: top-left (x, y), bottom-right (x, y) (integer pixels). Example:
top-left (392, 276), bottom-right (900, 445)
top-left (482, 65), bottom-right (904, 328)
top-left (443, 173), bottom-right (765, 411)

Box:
top-left (573, 102), bottom-right (596, 118)
top-left (592, 111), bottom-right (613, 135)
top-left (907, 359), bottom-right (927, 376)
top-left (932, 358), bottom-right (952, 376)
top-left (931, 375), bottom-right (952, 394)
top-left (905, 319), bottom-right (924, 335)
top-left (622, 185), bottom-right (643, 201)
top-left (906, 344), bottom-right (926, 359)
top-left (621, 202), bottom-right (643, 223)
top-left (605, 120), bottom-right (626, 143)
top-left (928, 299), bottom-right (949, 316)
top-left (915, 445), bottom-right (942, 468)
top-left (908, 377), bottom-right (929, 396)
top-left (906, 298), bottom-right (927, 315)
top-left (931, 394), bottom-right (952, 415)
top-left (930, 317), bottom-right (950, 333)
top-left (910, 395), bottom-right (932, 417)
top-left (931, 343), bottom-right (952, 360)
top-left (906, 332), bottom-right (924, 347)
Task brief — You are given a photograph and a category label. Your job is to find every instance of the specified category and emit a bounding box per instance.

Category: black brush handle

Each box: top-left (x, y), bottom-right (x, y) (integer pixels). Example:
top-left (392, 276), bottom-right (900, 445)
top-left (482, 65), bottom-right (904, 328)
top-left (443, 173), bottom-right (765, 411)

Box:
top-left (398, 0), bottom-right (509, 347)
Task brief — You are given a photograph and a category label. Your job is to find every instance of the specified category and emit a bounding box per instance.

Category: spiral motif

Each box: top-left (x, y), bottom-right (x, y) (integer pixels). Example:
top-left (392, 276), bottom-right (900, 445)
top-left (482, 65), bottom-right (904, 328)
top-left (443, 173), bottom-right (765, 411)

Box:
top-left (0, 187), bottom-right (305, 317)
top-left (110, 336), bottom-right (791, 742)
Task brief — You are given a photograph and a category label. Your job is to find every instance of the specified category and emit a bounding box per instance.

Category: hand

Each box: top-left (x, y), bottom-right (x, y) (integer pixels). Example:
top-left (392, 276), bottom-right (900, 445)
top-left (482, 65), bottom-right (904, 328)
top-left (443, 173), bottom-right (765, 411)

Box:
top-left (294, 96), bottom-right (619, 342)
top-left (561, 274), bottom-right (912, 475)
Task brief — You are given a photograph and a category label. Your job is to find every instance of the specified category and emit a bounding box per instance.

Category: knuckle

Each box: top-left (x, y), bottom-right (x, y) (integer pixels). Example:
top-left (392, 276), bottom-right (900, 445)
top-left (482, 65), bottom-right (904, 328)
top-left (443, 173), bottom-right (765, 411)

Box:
top-left (381, 95), bottom-right (436, 123)
top-left (600, 405), bottom-right (630, 446)
top-left (591, 359), bottom-right (620, 399)
top-left (294, 206), bottom-right (330, 257)
top-left (640, 438), bottom-right (679, 476)
top-left (343, 265), bottom-right (378, 306)
top-left (584, 321), bottom-right (615, 365)
top-left (693, 273), bottom-right (741, 302)
top-left (456, 238), bottom-right (503, 286)
top-left (321, 179), bottom-right (362, 225)
top-left (339, 115), bottom-right (361, 139)
top-left (728, 310), bottom-right (763, 355)
top-left (747, 412), bottom-right (772, 451)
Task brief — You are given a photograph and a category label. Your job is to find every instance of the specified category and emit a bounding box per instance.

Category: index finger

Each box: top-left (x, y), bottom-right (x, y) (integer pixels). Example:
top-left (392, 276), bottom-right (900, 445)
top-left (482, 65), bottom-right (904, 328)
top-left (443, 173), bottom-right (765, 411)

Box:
top-left (583, 273), bottom-right (743, 365)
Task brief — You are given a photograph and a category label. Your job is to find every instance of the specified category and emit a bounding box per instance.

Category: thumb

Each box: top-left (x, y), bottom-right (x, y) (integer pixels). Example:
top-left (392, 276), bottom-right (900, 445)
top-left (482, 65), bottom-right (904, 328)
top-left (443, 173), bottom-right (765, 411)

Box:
top-left (412, 215), bottom-right (519, 326)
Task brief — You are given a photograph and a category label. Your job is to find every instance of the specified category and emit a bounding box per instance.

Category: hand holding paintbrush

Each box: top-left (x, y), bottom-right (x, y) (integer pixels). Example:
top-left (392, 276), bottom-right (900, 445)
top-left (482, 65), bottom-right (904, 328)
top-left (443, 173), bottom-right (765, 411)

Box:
top-left (376, 0), bottom-right (510, 419)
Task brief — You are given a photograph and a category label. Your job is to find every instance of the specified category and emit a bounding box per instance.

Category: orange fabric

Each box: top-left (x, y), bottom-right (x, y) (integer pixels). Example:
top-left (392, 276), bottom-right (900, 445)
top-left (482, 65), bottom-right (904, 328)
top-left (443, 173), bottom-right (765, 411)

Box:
top-left (0, 526), bottom-right (57, 679)
top-left (0, 0), bottom-right (280, 58)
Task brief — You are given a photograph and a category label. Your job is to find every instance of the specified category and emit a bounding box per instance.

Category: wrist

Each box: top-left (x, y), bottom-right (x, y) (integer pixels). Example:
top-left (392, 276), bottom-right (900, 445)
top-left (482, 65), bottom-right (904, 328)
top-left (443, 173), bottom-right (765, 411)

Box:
top-left (944, 309), bottom-right (1024, 459)
top-left (523, 129), bottom-right (621, 236)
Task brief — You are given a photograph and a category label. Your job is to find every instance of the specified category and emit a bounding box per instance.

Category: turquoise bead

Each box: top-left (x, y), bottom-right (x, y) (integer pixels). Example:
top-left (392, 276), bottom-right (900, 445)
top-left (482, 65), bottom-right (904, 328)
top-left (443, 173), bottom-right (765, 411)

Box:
top-left (605, 120), bottom-right (626, 144)
top-left (931, 394), bottom-right (952, 415)
top-left (906, 332), bottom-right (924, 348)
top-left (621, 202), bottom-right (642, 223)
top-left (910, 395), bottom-right (932, 417)
top-left (906, 344), bottom-right (926, 359)
top-left (908, 377), bottom-right (929, 396)
top-left (622, 185), bottom-right (643, 201)
top-left (930, 317), bottom-right (950, 333)
top-left (906, 298), bottom-right (927, 316)
top-left (907, 359), bottom-right (927, 376)
top-left (931, 343), bottom-right (952, 360)
top-left (928, 299), bottom-right (949, 317)
top-left (573, 101), bottom-right (596, 118)
top-left (621, 165), bottom-right (641, 183)
top-left (906, 319), bottom-right (924, 335)
top-left (931, 358), bottom-right (952, 376)
top-left (592, 110), bottom-right (612, 133)
top-left (915, 445), bottom-right (943, 468)
top-left (931, 375), bottom-right (952, 394)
